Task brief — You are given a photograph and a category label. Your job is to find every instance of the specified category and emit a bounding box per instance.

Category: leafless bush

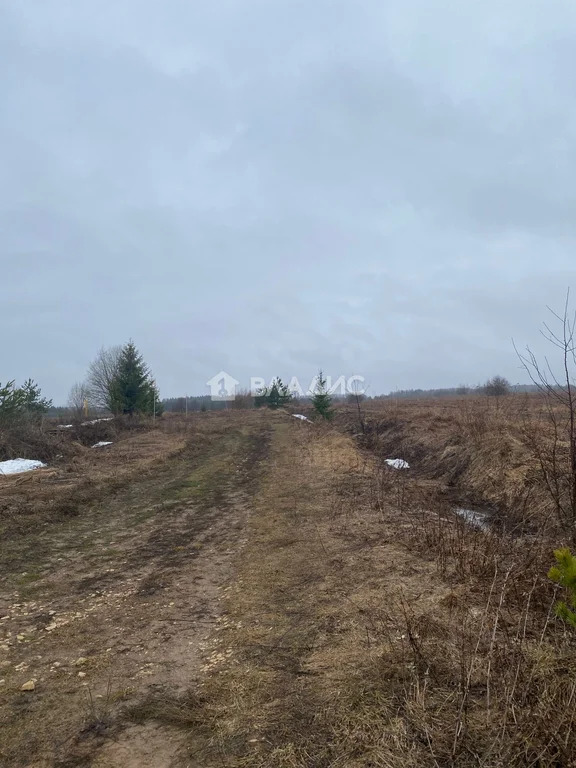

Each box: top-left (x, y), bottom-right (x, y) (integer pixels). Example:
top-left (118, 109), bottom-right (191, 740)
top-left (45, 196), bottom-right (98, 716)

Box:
top-left (68, 381), bottom-right (90, 421)
top-left (232, 388), bottom-right (254, 409)
top-left (484, 375), bottom-right (511, 397)
top-left (86, 345), bottom-right (122, 411)
top-left (515, 293), bottom-right (576, 541)
top-left (73, 420), bottom-right (117, 447)
top-left (0, 420), bottom-right (64, 462)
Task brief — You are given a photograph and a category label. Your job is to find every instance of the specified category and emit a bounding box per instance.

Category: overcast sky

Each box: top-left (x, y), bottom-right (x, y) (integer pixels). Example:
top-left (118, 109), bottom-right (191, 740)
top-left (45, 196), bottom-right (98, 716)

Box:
top-left (2, 0), bottom-right (576, 402)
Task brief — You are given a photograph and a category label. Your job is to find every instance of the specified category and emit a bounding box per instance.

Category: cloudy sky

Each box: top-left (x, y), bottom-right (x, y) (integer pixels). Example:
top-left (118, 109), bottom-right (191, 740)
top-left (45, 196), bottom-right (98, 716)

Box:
top-left (2, 0), bottom-right (576, 402)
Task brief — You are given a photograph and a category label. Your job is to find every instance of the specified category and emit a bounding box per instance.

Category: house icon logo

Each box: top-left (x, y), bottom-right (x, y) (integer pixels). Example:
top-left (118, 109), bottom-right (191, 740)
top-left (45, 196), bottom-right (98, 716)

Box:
top-left (206, 371), bottom-right (240, 401)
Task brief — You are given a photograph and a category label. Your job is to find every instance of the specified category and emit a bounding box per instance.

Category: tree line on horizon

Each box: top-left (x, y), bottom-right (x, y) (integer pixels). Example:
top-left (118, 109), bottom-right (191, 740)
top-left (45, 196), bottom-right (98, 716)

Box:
top-left (384, 376), bottom-right (537, 400)
top-left (2, 349), bottom-right (539, 425)
top-left (162, 375), bottom-right (525, 411)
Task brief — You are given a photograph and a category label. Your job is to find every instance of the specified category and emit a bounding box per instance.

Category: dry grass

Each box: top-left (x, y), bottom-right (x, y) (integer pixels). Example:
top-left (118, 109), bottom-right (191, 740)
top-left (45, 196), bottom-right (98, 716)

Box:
top-left (338, 394), bottom-right (568, 535)
top-left (125, 404), bottom-right (576, 767)
top-left (0, 412), bottom-right (264, 579)
top-left (0, 418), bottom-right (67, 463)
top-left (0, 414), bottom-right (209, 540)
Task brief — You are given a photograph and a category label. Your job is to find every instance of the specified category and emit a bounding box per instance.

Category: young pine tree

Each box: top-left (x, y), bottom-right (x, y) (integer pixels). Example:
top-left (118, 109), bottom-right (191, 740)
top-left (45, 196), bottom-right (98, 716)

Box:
top-left (549, 548), bottom-right (576, 627)
top-left (312, 370), bottom-right (333, 420)
top-left (267, 378), bottom-right (292, 409)
top-left (0, 381), bottom-right (25, 425)
top-left (110, 341), bottom-right (159, 416)
top-left (254, 378), bottom-right (292, 409)
top-left (0, 380), bottom-right (51, 425)
top-left (145, 379), bottom-right (164, 417)
top-left (20, 379), bottom-right (52, 417)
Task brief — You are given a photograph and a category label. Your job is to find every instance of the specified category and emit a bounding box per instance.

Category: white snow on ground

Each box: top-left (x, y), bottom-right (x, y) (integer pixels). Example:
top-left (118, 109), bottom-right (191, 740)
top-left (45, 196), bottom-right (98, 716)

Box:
top-left (92, 442), bottom-right (113, 448)
top-left (454, 507), bottom-right (489, 531)
top-left (0, 458), bottom-right (47, 475)
top-left (385, 458), bottom-right (410, 470)
top-left (292, 414), bottom-right (312, 422)
top-left (57, 418), bottom-right (113, 428)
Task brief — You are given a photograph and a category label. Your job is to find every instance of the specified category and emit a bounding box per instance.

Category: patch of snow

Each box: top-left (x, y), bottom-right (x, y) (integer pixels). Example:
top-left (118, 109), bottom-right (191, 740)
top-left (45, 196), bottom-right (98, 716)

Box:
top-left (57, 424), bottom-right (73, 430)
top-left (292, 414), bottom-right (312, 422)
top-left (385, 458), bottom-right (410, 470)
top-left (81, 418), bottom-right (113, 426)
top-left (0, 459), bottom-right (47, 476)
top-left (92, 442), bottom-right (113, 448)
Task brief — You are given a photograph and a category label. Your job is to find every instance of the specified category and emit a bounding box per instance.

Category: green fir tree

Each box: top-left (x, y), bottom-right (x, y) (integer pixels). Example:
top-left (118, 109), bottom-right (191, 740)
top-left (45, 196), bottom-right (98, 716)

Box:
top-left (0, 380), bottom-right (51, 425)
top-left (110, 341), bottom-right (160, 416)
top-left (254, 378), bottom-right (292, 409)
top-left (146, 379), bottom-right (164, 417)
top-left (311, 370), bottom-right (334, 420)
top-left (549, 547), bottom-right (576, 627)
top-left (20, 379), bottom-right (52, 417)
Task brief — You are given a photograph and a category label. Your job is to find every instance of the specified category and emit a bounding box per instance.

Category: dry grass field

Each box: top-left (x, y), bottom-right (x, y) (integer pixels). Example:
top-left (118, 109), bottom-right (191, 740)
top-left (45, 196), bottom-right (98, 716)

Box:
top-left (1, 397), bottom-right (576, 767)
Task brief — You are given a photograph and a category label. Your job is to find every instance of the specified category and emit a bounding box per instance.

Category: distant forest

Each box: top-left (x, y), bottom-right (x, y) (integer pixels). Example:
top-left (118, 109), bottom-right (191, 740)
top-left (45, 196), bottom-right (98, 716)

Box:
top-left (381, 384), bottom-right (539, 399)
top-left (160, 383), bottom-right (540, 411)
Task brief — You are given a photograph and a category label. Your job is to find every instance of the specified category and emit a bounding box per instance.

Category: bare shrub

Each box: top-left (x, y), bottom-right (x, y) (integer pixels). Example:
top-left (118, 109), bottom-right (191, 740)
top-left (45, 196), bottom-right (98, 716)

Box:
top-left (484, 375), bottom-right (511, 397)
top-left (68, 381), bottom-right (90, 421)
top-left (86, 346), bottom-right (122, 411)
top-left (515, 294), bottom-right (576, 541)
top-left (232, 388), bottom-right (254, 409)
top-left (0, 421), bottom-right (64, 462)
top-left (73, 420), bottom-right (117, 447)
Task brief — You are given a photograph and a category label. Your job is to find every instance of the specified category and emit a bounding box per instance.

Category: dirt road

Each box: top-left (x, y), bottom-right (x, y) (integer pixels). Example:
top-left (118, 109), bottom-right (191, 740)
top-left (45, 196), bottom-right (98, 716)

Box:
top-left (0, 414), bottom-right (272, 766)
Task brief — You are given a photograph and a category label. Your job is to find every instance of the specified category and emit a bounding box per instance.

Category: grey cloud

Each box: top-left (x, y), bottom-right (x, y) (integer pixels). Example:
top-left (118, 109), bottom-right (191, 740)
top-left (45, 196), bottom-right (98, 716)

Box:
top-left (1, 0), bottom-right (576, 401)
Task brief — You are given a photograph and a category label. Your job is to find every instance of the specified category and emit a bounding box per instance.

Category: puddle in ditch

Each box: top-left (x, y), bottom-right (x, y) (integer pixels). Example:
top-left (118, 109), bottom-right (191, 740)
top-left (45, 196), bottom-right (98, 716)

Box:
top-left (453, 506), bottom-right (491, 531)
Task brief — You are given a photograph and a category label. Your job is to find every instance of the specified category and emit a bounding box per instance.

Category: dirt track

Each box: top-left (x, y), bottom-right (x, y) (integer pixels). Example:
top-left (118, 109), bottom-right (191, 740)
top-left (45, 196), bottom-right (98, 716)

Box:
top-left (0, 414), bottom-right (271, 767)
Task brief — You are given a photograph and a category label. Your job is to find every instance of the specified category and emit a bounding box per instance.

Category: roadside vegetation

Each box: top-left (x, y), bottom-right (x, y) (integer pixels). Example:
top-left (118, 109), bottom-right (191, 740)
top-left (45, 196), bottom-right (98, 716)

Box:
top-left (0, 379), bottom-right (53, 461)
top-left (1, 340), bottom-right (161, 463)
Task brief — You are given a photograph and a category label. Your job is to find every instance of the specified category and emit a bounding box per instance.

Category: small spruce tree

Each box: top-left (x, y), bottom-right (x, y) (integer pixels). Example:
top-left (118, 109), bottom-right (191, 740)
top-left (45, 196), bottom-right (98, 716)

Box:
top-left (254, 378), bottom-right (292, 409)
top-left (267, 378), bottom-right (292, 409)
top-left (145, 379), bottom-right (164, 417)
top-left (548, 548), bottom-right (576, 627)
top-left (0, 380), bottom-right (51, 425)
top-left (0, 381), bottom-right (25, 425)
top-left (109, 341), bottom-right (160, 416)
top-left (20, 379), bottom-right (52, 417)
top-left (311, 370), bottom-right (333, 420)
